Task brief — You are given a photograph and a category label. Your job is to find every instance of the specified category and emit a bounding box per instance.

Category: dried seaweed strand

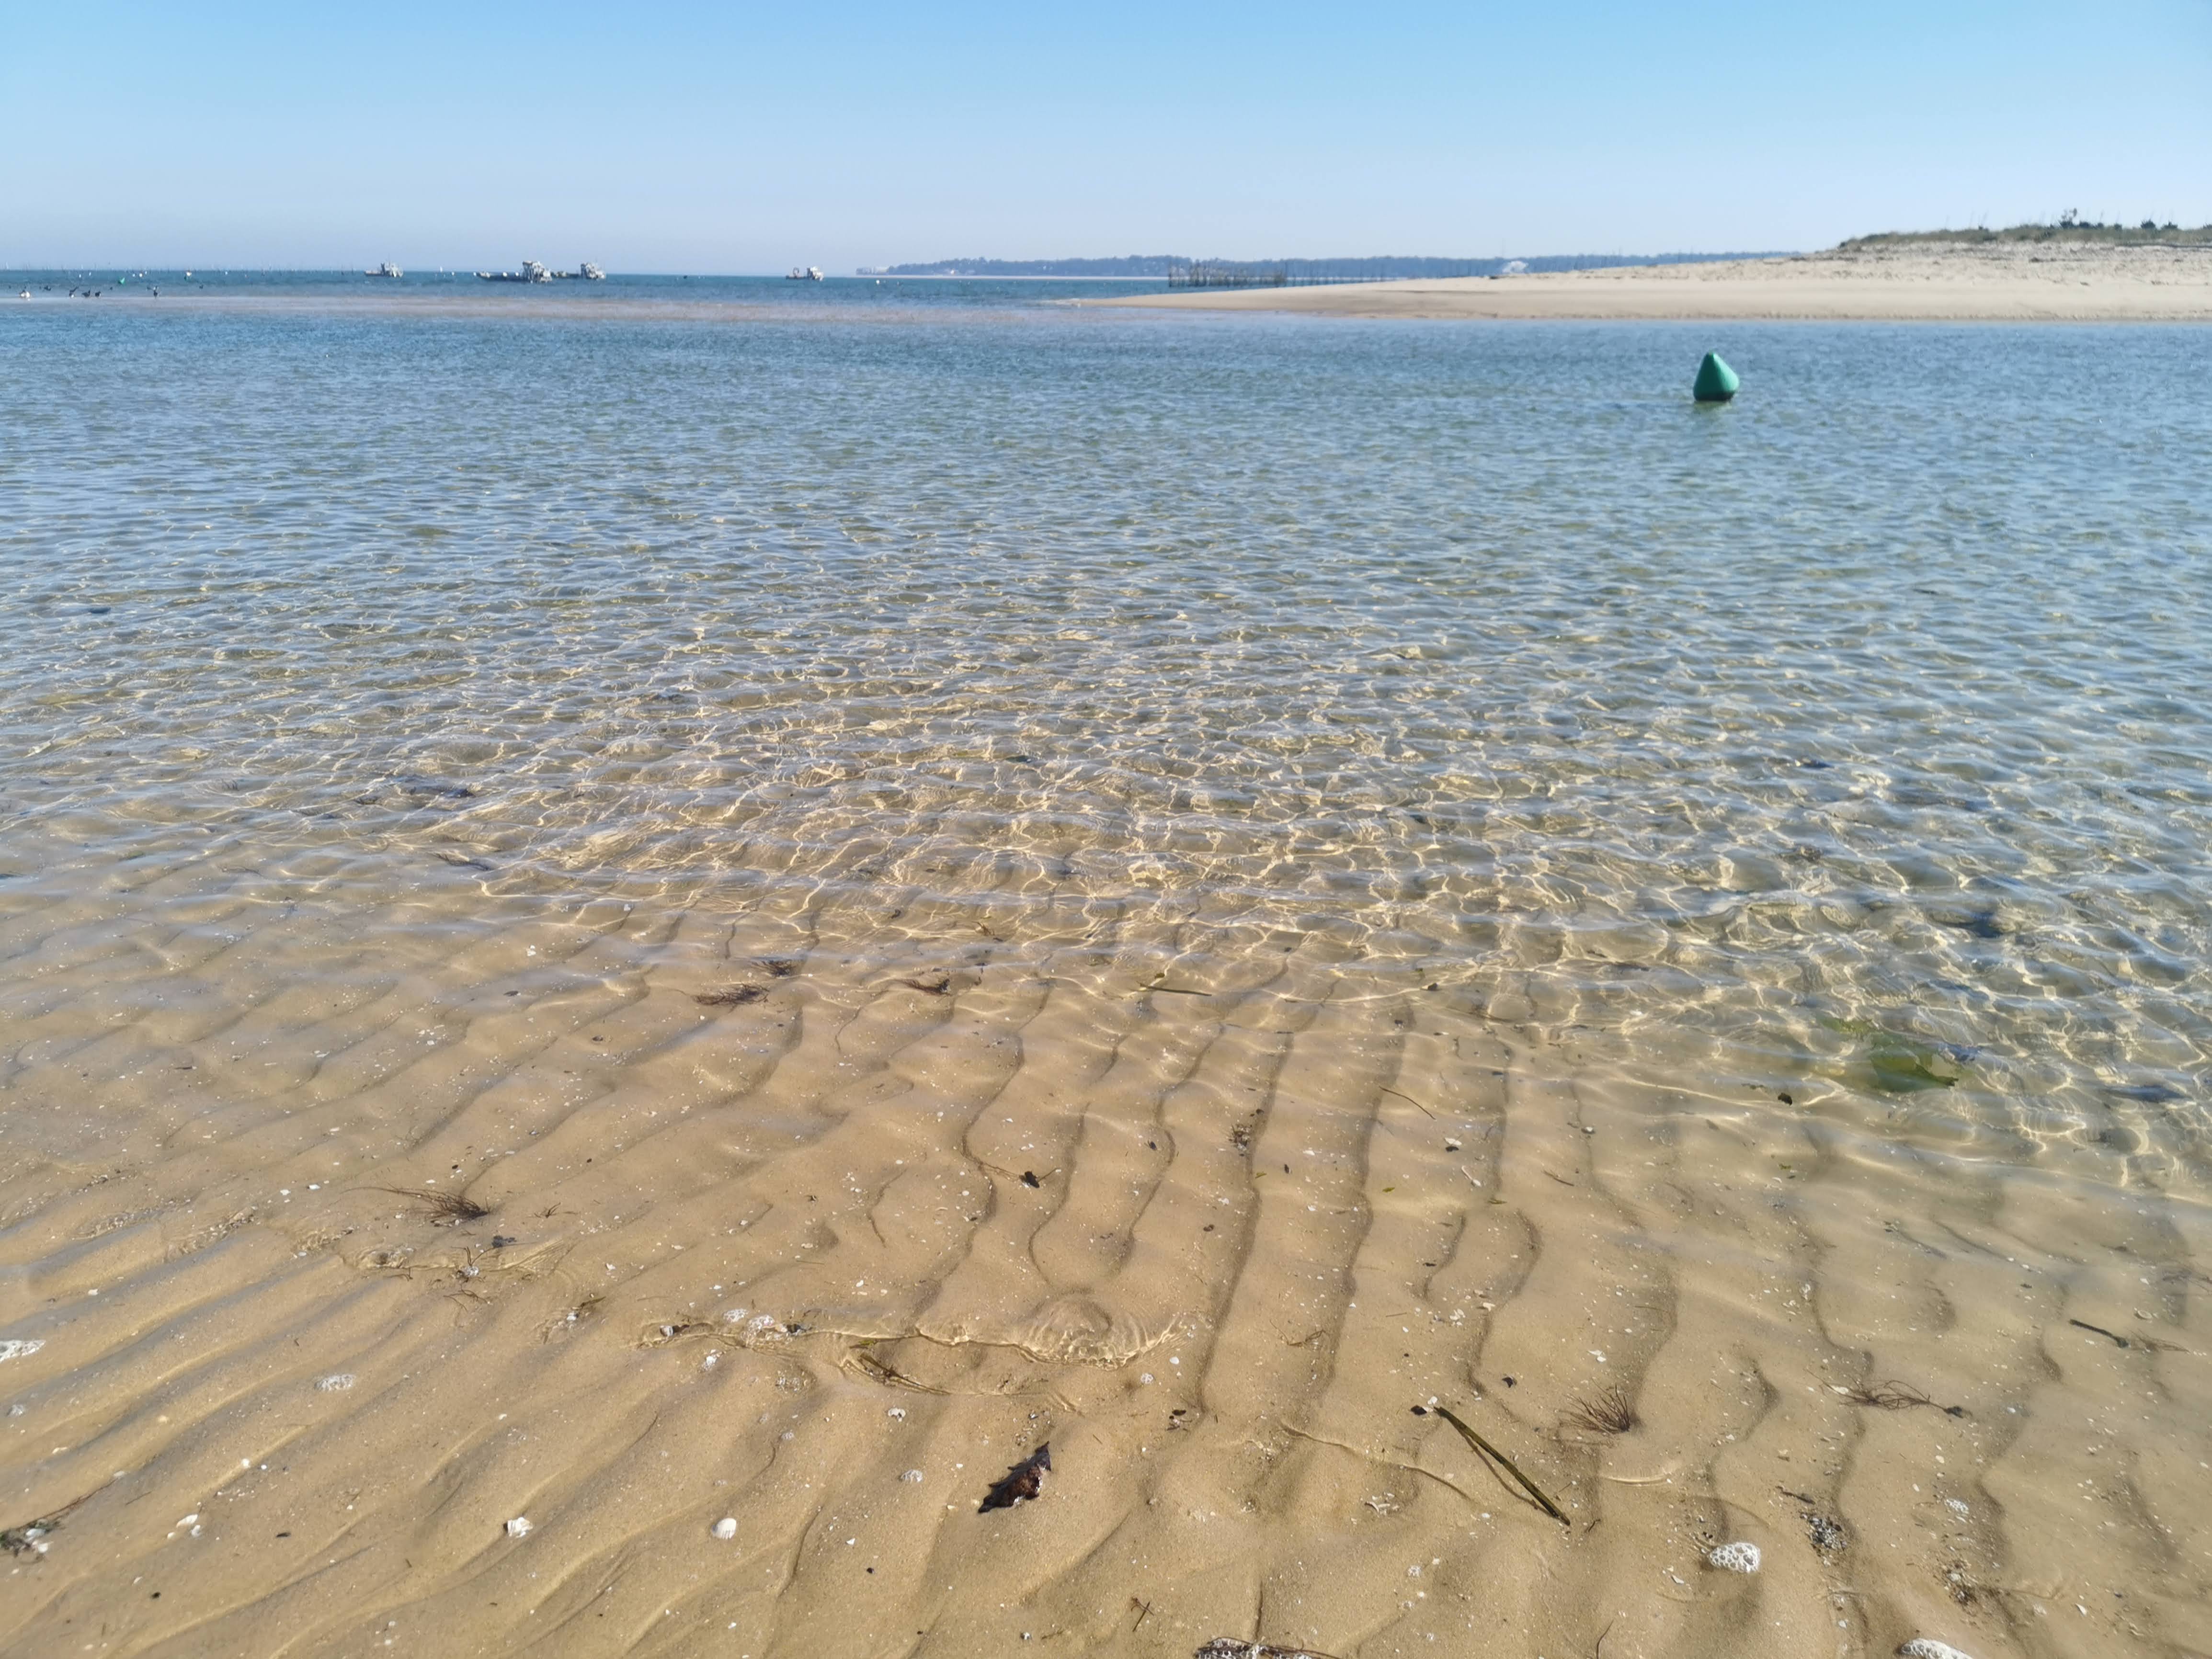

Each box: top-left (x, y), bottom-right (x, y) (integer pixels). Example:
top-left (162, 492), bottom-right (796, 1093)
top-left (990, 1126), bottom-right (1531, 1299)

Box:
top-left (1434, 1405), bottom-right (1570, 1525)
top-left (1270, 1420), bottom-right (1471, 1505)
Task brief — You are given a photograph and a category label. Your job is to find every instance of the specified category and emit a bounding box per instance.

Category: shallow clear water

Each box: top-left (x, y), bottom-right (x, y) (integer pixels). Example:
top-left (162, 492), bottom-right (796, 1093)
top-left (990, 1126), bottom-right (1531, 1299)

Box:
top-left (5, 285), bottom-right (2209, 1154)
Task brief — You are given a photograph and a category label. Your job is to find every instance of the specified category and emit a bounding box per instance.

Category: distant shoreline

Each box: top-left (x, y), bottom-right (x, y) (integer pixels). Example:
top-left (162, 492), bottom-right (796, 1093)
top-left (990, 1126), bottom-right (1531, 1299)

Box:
top-left (860, 273), bottom-right (1163, 281)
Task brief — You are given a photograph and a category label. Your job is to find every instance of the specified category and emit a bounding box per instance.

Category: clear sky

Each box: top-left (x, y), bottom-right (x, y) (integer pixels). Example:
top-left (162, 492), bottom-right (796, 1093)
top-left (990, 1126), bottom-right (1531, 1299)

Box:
top-left (7, 1), bottom-right (2208, 272)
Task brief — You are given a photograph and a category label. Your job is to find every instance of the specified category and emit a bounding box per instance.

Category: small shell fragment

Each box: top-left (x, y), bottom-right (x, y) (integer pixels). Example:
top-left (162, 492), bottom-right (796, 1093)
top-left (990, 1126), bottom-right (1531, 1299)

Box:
top-left (1707, 1540), bottom-right (1761, 1573)
top-left (505, 1516), bottom-right (532, 1539)
top-left (315, 1373), bottom-right (355, 1391)
top-left (901, 1469), bottom-right (924, 1482)
top-left (1899, 1643), bottom-right (1974, 1659)
top-left (712, 1517), bottom-right (738, 1540)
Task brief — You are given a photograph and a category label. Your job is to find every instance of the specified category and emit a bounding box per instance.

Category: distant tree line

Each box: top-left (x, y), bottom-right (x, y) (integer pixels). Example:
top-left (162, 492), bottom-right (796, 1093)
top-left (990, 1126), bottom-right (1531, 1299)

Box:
top-left (1841, 217), bottom-right (2210, 249)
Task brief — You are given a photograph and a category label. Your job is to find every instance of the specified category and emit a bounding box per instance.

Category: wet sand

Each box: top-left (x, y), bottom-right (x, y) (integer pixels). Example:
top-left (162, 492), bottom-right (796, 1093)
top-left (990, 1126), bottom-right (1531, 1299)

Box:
top-left (1, 829), bottom-right (2205, 1659)
top-left (1091, 242), bottom-right (2212, 322)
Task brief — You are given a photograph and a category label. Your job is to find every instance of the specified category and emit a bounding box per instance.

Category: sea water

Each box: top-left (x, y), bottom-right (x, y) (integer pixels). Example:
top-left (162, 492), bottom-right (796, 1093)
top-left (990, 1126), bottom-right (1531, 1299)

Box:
top-left (6, 279), bottom-right (2204, 1147)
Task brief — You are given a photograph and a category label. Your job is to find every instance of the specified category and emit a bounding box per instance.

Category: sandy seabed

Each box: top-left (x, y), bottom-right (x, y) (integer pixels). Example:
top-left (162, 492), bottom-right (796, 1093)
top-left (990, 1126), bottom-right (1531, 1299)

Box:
top-left (0, 820), bottom-right (2206, 1659)
top-left (1093, 242), bottom-right (2212, 322)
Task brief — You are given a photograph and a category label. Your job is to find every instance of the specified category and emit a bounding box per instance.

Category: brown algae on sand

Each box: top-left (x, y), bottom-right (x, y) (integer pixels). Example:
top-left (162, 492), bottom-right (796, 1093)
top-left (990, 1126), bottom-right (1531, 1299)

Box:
top-left (372, 1184), bottom-right (492, 1223)
top-left (695, 982), bottom-right (768, 1005)
top-left (1837, 1379), bottom-right (1968, 1417)
top-left (1432, 1404), bottom-right (1571, 1525)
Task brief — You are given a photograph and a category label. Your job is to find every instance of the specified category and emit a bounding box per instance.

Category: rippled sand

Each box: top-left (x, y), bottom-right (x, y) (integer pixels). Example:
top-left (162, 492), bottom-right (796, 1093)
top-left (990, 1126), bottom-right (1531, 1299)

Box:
top-left (2, 822), bottom-right (2204, 1658)
top-left (2, 304), bottom-right (2208, 1657)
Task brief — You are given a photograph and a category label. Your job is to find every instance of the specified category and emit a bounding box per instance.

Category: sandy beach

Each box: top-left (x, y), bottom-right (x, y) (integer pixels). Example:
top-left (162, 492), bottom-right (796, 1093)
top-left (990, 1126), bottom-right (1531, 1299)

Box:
top-left (1093, 241), bottom-right (2212, 321)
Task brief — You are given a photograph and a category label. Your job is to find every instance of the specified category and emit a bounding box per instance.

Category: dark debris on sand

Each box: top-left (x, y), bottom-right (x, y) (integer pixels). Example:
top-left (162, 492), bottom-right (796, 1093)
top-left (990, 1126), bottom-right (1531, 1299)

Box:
top-left (979, 1444), bottom-right (1050, 1511)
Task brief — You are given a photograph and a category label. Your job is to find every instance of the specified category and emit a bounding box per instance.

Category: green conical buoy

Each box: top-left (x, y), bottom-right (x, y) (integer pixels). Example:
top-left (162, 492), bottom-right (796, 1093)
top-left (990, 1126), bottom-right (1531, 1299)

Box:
top-left (1692, 351), bottom-right (1739, 403)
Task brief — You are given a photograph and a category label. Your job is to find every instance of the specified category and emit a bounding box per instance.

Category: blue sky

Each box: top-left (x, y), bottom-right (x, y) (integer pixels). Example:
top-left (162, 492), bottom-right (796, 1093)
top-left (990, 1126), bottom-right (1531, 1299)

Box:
top-left (6, 1), bottom-right (2207, 271)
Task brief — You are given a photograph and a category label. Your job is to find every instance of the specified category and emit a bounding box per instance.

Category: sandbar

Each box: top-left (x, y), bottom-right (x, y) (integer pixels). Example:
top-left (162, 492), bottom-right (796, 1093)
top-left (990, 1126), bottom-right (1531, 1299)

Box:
top-left (1092, 240), bottom-right (2212, 321)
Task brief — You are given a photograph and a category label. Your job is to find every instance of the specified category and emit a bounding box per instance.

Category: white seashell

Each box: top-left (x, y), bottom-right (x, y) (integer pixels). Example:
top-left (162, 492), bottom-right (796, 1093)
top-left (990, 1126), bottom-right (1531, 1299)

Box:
top-left (722, 1307), bottom-right (748, 1322)
top-left (0, 1340), bottom-right (44, 1364)
top-left (505, 1516), bottom-right (532, 1538)
top-left (1707, 1541), bottom-right (1761, 1573)
top-left (712, 1517), bottom-right (737, 1539)
top-left (901, 1469), bottom-right (924, 1482)
top-left (315, 1373), bottom-right (355, 1391)
top-left (1899, 1642), bottom-right (1974, 1659)
top-left (886, 1407), bottom-right (906, 1421)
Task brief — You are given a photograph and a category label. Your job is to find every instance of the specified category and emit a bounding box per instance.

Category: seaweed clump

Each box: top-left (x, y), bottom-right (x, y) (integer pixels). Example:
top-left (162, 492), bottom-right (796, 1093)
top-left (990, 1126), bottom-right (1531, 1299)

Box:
top-left (378, 1186), bottom-right (491, 1223)
top-left (1841, 1380), bottom-right (1966, 1418)
top-left (696, 984), bottom-right (766, 1006)
top-left (1562, 1383), bottom-right (1639, 1435)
